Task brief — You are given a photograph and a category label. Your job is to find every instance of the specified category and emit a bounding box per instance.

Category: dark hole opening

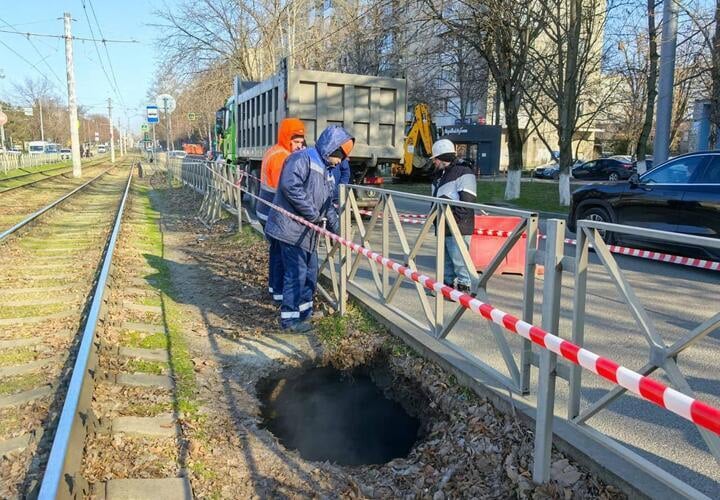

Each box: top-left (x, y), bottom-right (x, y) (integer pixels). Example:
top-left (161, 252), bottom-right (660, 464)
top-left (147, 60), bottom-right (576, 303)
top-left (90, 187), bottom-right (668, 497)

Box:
top-left (258, 365), bottom-right (422, 466)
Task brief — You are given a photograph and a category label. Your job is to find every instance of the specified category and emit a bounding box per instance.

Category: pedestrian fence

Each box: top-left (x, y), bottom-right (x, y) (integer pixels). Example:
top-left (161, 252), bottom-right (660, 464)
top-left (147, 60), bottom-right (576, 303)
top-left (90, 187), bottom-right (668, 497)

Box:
top-left (352, 207), bottom-right (720, 273)
top-left (165, 157), bottom-right (720, 497)
top-left (0, 152), bottom-right (63, 174)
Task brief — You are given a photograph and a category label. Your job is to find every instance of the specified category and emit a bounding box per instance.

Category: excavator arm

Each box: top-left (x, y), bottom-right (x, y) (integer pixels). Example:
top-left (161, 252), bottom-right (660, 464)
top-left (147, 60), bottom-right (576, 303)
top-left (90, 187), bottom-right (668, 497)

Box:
top-left (398, 103), bottom-right (436, 177)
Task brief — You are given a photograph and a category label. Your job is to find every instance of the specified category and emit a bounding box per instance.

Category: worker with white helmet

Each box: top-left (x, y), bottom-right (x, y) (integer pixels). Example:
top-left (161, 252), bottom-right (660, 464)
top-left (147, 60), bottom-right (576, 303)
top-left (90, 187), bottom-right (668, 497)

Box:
top-left (430, 138), bottom-right (477, 293)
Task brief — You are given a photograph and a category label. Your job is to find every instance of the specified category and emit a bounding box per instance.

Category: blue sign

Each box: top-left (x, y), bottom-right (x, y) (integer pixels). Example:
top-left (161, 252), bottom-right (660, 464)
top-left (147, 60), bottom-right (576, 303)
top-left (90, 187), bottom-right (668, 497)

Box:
top-left (146, 105), bottom-right (159, 124)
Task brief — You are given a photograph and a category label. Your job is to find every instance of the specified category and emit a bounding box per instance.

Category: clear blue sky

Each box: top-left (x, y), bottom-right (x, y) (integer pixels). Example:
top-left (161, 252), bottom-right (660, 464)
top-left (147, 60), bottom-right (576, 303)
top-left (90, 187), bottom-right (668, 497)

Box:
top-left (0, 0), bottom-right (166, 129)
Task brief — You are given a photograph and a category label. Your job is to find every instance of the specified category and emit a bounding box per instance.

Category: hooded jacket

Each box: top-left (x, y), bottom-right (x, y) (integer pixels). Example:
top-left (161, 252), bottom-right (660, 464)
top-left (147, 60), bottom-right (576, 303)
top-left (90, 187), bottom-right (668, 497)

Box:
top-left (256, 118), bottom-right (305, 222)
top-left (431, 158), bottom-right (477, 235)
top-left (265, 126), bottom-right (354, 253)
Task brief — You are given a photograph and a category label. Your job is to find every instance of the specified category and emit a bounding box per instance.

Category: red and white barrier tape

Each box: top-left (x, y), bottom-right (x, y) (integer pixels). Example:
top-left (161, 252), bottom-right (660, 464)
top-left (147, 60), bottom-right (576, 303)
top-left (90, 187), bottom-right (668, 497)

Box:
top-left (235, 178), bottom-right (720, 436)
top-left (234, 168), bottom-right (720, 273)
top-left (470, 228), bottom-right (720, 272)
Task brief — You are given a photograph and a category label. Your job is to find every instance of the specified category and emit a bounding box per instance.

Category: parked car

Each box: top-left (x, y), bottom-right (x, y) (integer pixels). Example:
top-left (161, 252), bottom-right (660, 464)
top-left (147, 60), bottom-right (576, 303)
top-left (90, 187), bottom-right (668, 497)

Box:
top-left (533, 162), bottom-right (559, 179)
top-left (60, 148), bottom-right (72, 160)
top-left (97, 145), bottom-right (107, 154)
top-left (571, 158), bottom-right (635, 181)
top-left (534, 160), bottom-right (585, 180)
top-left (568, 151), bottom-right (720, 258)
top-left (168, 150), bottom-right (188, 159)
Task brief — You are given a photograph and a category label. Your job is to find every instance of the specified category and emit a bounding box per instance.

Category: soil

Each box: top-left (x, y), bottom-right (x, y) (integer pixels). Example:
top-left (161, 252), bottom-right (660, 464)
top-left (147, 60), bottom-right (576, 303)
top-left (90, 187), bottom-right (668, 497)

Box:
top-left (149, 173), bottom-right (625, 499)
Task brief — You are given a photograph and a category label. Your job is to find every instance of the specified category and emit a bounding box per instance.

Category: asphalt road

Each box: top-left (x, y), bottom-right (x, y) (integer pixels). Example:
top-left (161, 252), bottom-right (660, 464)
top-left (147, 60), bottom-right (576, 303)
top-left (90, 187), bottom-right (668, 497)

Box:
top-left (335, 193), bottom-right (720, 497)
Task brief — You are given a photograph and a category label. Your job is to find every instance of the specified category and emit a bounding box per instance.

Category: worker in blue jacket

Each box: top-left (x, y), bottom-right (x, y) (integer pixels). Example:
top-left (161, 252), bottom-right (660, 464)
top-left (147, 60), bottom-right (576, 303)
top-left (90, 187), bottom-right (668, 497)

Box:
top-left (265, 125), bottom-right (354, 332)
top-left (331, 158), bottom-right (351, 204)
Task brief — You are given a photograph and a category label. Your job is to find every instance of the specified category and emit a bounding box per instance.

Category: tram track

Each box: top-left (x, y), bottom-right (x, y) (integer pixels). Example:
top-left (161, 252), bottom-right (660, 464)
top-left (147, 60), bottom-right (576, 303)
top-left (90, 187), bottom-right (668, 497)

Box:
top-left (0, 156), bottom-right (110, 193)
top-left (0, 160), bottom-right (147, 497)
top-left (25, 162), bottom-right (192, 498)
top-left (0, 157), bottom-right (114, 234)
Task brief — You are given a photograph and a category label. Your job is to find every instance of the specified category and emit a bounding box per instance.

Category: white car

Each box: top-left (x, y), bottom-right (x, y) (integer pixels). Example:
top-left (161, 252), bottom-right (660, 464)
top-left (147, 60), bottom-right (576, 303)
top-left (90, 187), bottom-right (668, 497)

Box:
top-left (168, 150), bottom-right (188, 159)
top-left (60, 148), bottom-right (72, 160)
top-left (97, 145), bottom-right (107, 154)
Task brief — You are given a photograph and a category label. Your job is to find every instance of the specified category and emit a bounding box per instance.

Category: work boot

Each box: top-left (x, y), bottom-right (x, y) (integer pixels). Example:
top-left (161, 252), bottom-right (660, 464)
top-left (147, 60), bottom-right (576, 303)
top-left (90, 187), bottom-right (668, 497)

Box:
top-left (288, 321), bottom-right (314, 334)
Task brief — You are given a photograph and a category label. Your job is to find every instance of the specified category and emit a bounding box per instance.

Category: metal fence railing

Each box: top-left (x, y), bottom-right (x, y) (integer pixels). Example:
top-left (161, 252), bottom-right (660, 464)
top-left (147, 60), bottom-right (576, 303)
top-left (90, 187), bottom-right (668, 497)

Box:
top-left (164, 156), bottom-right (720, 499)
top-left (0, 152), bottom-right (64, 174)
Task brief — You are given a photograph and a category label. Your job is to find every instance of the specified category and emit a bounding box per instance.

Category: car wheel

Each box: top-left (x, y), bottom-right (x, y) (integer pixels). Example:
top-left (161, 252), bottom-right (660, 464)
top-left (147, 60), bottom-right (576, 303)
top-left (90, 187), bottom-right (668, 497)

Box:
top-left (608, 172), bottom-right (619, 181)
top-left (580, 206), bottom-right (615, 244)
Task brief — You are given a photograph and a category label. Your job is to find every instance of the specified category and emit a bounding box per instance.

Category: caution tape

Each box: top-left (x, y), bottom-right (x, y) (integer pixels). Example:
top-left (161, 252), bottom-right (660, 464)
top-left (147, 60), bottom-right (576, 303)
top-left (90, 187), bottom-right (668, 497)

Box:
top-left (230, 166), bottom-right (720, 273)
top-left (229, 173), bottom-right (720, 437)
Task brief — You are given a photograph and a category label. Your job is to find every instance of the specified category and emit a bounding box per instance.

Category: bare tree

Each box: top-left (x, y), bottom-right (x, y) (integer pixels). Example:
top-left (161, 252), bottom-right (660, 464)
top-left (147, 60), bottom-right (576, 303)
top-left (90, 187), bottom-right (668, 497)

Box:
top-left (425, 0), bottom-right (545, 199)
top-left (523, 0), bottom-right (609, 205)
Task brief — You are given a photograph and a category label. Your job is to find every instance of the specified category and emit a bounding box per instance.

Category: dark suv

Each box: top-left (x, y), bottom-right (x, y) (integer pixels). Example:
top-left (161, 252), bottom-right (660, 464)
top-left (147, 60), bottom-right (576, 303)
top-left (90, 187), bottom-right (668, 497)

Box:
top-left (568, 151), bottom-right (720, 258)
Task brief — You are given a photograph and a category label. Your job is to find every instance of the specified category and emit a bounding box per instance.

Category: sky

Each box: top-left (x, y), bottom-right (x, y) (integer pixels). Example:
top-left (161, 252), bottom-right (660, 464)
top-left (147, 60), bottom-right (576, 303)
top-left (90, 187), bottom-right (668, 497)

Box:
top-left (0, 0), bottom-right (167, 130)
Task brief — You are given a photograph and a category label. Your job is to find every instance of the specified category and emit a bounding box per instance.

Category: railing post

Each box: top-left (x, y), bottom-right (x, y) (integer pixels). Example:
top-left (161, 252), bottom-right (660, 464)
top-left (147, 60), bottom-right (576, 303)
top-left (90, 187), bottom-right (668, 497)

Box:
top-left (569, 224), bottom-right (589, 419)
top-left (434, 203), bottom-right (446, 337)
top-left (533, 218), bottom-right (565, 483)
top-left (339, 185), bottom-right (348, 316)
top-left (521, 214), bottom-right (539, 394)
top-left (382, 194), bottom-right (389, 298)
top-left (236, 181), bottom-right (242, 233)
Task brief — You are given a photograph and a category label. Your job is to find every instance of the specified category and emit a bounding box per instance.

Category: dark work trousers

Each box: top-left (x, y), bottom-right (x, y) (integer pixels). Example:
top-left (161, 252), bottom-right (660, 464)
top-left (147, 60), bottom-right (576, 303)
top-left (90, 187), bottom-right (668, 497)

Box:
top-left (268, 236), bottom-right (284, 302)
top-left (278, 241), bottom-right (318, 328)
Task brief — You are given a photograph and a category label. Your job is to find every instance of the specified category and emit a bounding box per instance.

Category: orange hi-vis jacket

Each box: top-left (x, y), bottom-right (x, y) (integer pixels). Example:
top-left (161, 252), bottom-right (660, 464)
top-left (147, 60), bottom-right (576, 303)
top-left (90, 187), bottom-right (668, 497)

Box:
top-left (256, 118), bottom-right (305, 222)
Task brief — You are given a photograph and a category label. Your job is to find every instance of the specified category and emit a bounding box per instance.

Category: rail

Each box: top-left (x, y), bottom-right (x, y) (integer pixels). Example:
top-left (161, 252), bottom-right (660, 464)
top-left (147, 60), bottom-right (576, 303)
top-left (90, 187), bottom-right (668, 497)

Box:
top-left (0, 167), bottom-right (115, 242)
top-left (165, 157), bottom-right (720, 497)
top-left (38, 168), bottom-right (134, 499)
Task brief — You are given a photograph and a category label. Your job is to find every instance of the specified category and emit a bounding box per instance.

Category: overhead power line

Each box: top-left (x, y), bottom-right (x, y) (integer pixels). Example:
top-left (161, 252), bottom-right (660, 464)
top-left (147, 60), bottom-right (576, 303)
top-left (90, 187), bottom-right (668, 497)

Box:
top-left (0, 27), bottom-right (139, 43)
top-left (87, 0), bottom-right (125, 107)
top-left (0, 17), bottom-right (65, 87)
top-left (0, 37), bottom-right (57, 88)
top-left (80, 0), bottom-right (123, 106)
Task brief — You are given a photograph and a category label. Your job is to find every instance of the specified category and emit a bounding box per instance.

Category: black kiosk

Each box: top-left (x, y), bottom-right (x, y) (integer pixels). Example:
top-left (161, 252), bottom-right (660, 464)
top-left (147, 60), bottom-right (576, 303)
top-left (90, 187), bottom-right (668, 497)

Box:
top-left (440, 123), bottom-right (502, 176)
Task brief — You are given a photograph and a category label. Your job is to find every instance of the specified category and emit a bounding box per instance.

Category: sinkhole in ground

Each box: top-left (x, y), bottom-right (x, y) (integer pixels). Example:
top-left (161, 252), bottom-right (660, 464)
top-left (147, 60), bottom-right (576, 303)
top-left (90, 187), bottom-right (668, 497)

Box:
top-left (258, 365), bottom-right (424, 466)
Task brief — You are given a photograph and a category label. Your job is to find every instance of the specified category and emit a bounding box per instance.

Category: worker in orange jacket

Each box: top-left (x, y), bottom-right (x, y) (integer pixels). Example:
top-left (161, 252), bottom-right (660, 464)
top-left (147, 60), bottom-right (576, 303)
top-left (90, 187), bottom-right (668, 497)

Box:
top-left (256, 117), bottom-right (305, 302)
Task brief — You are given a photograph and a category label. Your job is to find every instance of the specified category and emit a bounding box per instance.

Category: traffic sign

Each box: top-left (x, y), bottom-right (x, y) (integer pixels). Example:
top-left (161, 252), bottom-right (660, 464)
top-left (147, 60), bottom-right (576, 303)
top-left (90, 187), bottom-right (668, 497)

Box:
top-left (156, 94), bottom-right (176, 113)
top-left (141, 123), bottom-right (149, 131)
top-left (0, 111), bottom-right (7, 127)
top-left (188, 112), bottom-right (197, 121)
top-left (146, 105), bottom-right (159, 124)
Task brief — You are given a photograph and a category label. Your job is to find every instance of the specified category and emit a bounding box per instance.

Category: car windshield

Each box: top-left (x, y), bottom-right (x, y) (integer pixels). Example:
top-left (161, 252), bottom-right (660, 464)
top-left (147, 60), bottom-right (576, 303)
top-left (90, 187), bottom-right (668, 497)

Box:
top-left (641, 156), bottom-right (705, 184)
top-left (29, 146), bottom-right (43, 152)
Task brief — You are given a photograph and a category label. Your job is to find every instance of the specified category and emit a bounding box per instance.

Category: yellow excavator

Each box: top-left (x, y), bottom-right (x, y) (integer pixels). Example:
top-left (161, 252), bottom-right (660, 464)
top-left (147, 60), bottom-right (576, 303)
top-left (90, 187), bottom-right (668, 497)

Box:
top-left (392, 103), bottom-right (437, 180)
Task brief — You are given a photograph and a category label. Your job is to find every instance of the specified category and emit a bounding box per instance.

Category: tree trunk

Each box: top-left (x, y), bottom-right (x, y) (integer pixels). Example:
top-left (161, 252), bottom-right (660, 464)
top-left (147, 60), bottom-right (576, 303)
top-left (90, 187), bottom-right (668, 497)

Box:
top-left (504, 95), bottom-right (524, 200)
top-left (636, 0), bottom-right (659, 174)
top-left (710, 0), bottom-right (720, 147)
top-left (559, 172), bottom-right (571, 206)
top-left (557, 0), bottom-right (581, 206)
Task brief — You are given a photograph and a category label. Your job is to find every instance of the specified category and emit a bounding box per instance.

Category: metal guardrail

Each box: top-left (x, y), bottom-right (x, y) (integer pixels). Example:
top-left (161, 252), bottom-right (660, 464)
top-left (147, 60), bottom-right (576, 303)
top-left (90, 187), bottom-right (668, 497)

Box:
top-left (165, 157), bottom-right (720, 498)
top-left (0, 167), bottom-right (114, 242)
top-left (339, 184), bottom-right (540, 395)
top-left (0, 152), bottom-right (63, 174)
top-left (38, 168), bottom-right (134, 499)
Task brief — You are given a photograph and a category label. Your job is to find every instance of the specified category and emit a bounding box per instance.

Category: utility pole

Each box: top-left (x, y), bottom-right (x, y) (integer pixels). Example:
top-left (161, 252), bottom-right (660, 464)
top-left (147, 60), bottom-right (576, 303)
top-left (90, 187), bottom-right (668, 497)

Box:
top-left (108, 98), bottom-right (115, 164)
top-left (0, 105), bottom-right (6, 150)
top-left (63, 12), bottom-right (81, 177)
top-left (163, 97), bottom-right (171, 153)
top-left (653, 0), bottom-right (679, 164)
top-left (38, 99), bottom-right (45, 142)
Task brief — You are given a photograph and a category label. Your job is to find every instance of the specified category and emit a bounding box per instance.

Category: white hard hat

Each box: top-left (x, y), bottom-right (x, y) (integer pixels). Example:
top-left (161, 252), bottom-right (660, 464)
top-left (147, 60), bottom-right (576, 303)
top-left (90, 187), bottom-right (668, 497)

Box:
top-left (430, 139), bottom-right (456, 159)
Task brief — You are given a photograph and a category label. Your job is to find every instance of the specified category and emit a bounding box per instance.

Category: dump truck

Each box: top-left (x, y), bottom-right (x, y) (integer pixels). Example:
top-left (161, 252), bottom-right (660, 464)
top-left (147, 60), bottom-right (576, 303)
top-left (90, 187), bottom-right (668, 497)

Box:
top-left (215, 59), bottom-right (407, 207)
